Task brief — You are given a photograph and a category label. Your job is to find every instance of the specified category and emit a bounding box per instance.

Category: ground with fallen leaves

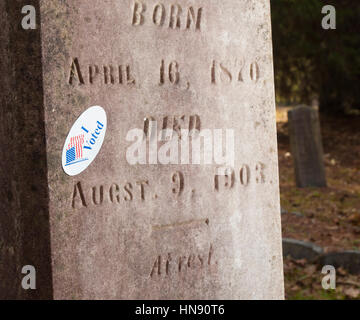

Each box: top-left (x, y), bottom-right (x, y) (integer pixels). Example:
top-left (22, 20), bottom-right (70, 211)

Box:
top-left (284, 257), bottom-right (360, 300)
top-left (277, 110), bottom-right (360, 300)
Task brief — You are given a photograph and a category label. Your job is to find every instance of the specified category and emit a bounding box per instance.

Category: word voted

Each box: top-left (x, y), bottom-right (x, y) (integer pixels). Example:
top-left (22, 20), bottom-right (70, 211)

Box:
top-left (82, 121), bottom-right (105, 150)
top-left (132, 1), bottom-right (203, 31)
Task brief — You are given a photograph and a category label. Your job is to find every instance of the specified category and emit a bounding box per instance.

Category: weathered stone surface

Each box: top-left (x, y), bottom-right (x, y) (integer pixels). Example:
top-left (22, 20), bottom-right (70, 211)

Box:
top-left (1, 0), bottom-right (283, 299)
top-left (288, 105), bottom-right (327, 188)
top-left (282, 238), bottom-right (323, 262)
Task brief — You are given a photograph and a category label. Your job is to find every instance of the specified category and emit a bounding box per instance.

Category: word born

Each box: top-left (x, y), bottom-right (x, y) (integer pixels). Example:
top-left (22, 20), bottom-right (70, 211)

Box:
top-left (132, 1), bottom-right (203, 31)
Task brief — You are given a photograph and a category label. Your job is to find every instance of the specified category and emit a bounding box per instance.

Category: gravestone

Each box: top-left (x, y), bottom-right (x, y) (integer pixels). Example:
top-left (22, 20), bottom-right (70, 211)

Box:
top-left (0, 0), bottom-right (284, 299)
top-left (288, 105), bottom-right (327, 188)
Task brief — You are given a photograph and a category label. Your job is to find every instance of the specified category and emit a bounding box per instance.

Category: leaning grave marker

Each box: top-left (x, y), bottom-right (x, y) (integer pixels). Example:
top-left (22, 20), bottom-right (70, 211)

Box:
top-left (288, 105), bottom-right (327, 188)
top-left (0, 0), bottom-right (284, 299)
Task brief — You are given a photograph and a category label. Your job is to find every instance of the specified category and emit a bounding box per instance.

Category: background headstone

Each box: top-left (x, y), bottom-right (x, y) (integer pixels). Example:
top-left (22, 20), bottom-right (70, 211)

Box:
top-left (282, 238), bottom-right (323, 262)
top-left (0, 0), bottom-right (283, 299)
top-left (320, 251), bottom-right (360, 275)
top-left (288, 105), bottom-right (327, 188)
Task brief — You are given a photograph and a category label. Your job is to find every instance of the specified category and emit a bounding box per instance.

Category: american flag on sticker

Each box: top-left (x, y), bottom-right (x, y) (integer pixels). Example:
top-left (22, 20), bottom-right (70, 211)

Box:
top-left (65, 134), bottom-right (88, 166)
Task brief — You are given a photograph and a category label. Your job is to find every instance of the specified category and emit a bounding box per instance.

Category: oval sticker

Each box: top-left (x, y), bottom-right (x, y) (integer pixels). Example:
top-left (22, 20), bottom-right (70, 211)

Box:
top-left (62, 106), bottom-right (107, 176)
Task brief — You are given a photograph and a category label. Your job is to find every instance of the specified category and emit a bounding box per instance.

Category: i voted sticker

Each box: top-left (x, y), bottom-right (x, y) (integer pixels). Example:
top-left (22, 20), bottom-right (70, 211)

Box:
top-left (62, 106), bottom-right (107, 176)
